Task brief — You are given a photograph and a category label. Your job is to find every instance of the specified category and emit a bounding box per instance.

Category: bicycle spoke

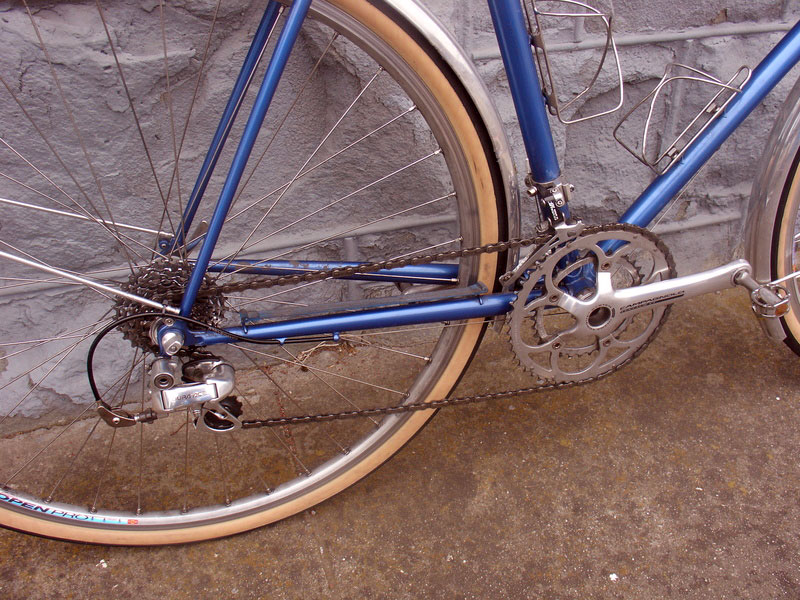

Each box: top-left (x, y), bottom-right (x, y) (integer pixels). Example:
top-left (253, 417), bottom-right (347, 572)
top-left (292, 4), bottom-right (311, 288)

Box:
top-left (0, 240), bottom-right (131, 305)
top-left (260, 384), bottom-right (311, 478)
top-left (1, 402), bottom-right (96, 487)
top-left (246, 150), bottom-right (442, 251)
top-left (211, 105), bottom-right (419, 239)
top-left (233, 389), bottom-right (274, 493)
top-left (218, 191), bottom-right (456, 284)
top-left (225, 295), bottom-right (309, 309)
top-left (233, 343), bottom-right (406, 396)
top-left (212, 434), bottom-right (231, 506)
top-left (0, 321), bottom-right (103, 356)
top-left (44, 418), bottom-right (102, 503)
top-left (388, 238), bottom-right (462, 261)
top-left (158, 0), bottom-right (184, 227)
top-left (280, 345), bottom-right (381, 428)
top-left (0, 77), bottom-right (113, 233)
top-left (104, 352), bottom-right (146, 410)
top-left (230, 33), bottom-right (340, 212)
top-left (0, 258), bottom-right (144, 297)
top-left (228, 278), bottom-right (322, 309)
top-left (2, 347), bottom-right (153, 490)
top-left (94, 1), bottom-right (174, 243)
top-left (162, 0), bottom-right (225, 261)
top-left (0, 322), bottom-right (108, 421)
top-left (0, 140), bottom-right (147, 265)
top-left (90, 428), bottom-right (118, 513)
top-left (0, 239), bottom-right (110, 284)
top-left (339, 336), bottom-right (432, 362)
top-left (214, 149), bottom-right (444, 281)
top-left (0, 194), bottom-right (168, 239)
top-left (136, 361), bottom-right (147, 515)
top-left (182, 409), bottom-right (190, 513)
top-left (21, 1), bottom-right (138, 271)
top-left (212, 67), bottom-right (386, 278)
top-left (0, 274), bottom-right (115, 296)
top-left (238, 348), bottom-right (350, 455)
top-left (219, 234), bottom-right (461, 315)
top-left (0, 78), bottom-right (153, 268)
top-left (270, 423), bottom-right (311, 478)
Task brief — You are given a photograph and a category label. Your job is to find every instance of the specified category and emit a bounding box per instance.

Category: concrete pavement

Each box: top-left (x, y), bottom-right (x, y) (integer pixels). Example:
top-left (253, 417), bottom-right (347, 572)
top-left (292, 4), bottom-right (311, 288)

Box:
top-left (2, 289), bottom-right (799, 599)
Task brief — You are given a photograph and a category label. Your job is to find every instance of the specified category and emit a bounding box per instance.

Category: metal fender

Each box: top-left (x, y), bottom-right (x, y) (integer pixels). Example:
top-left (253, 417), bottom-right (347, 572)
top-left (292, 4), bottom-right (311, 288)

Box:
top-left (743, 76), bottom-right (800, 341)
top-left (382, 0), bottom-right (521, 257)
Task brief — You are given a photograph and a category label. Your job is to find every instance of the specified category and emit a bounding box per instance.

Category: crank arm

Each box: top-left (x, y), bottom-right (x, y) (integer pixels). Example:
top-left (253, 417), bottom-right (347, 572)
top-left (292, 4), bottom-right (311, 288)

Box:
top-left (572, 259), bottom-right (754, 318)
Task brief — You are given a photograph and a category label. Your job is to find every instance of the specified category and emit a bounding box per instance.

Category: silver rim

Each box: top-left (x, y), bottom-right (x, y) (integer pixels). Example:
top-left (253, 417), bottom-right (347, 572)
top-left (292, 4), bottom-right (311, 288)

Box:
top-left (0, 0), bottom-right (494, 534)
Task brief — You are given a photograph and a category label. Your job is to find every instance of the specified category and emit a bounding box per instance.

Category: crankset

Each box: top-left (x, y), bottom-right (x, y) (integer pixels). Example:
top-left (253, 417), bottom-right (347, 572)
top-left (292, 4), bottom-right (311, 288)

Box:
top-left (507, 223), bottom-right (676, 382)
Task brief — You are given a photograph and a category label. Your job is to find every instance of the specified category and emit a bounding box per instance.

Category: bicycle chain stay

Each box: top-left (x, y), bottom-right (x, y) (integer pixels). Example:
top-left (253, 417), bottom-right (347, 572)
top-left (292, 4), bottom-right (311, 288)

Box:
top-left (225, 223), bottom-right (668, 429)
top-left (95, 224), bottom-right (670, 429)
top-left (93, 224), bottom-right (673, 428)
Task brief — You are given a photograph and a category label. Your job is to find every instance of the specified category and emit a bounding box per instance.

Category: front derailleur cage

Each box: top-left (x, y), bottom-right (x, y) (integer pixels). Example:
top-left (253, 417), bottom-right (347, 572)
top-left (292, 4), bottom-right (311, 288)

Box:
top-left (528, 178), bottom-right (574, 227)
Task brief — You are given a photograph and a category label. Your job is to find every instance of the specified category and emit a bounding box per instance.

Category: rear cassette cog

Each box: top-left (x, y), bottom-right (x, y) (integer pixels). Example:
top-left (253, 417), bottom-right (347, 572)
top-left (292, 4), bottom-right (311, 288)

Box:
top-left (114, 258), bottom-right (225, 351)
top-left (508, 224), bottom-right (676, 383)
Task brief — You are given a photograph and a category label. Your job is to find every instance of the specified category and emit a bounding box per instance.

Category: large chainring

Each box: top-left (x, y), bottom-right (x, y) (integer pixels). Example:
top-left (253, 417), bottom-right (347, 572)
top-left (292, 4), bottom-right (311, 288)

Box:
top-left (508, 224), bottom-right (676, 383)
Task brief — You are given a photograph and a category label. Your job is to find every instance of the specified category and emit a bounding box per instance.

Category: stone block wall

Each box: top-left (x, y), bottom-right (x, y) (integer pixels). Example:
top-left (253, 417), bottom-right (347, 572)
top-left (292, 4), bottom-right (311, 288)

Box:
top-left (427, 0), bottom-right (800, 272)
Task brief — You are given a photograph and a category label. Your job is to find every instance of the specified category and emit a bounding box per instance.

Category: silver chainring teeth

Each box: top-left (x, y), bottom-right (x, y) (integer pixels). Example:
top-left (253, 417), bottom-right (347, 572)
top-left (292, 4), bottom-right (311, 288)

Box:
top-left (507, 223), bottom-right (676, 383)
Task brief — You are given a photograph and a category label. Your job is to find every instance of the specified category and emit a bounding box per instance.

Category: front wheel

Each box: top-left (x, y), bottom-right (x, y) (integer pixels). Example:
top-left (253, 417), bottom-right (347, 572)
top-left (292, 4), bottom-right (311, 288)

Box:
top-left (770, 146), bottom-right (800, 354)
top-left (0, 0), bottom-right (506, 544)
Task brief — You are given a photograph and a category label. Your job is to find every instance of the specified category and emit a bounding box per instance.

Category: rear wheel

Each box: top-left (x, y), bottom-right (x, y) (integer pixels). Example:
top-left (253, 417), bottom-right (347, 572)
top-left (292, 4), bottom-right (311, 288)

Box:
top-left (0, 0), bottom-right (505, 544)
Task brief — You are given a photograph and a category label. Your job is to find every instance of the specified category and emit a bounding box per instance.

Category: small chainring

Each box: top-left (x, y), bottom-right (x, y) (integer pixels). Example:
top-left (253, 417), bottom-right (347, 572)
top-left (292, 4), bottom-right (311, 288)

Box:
top-left (507, 223), bottom-right (676, 383)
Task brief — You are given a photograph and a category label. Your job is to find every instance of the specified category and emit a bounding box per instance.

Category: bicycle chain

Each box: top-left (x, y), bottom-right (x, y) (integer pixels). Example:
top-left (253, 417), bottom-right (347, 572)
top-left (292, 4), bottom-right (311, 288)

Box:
top-left (240, 380), bottom-right (575, 428)
top-left (213, 233), bottom-right (551, 295)
top-left (231, 225), bottom-right (626, 429)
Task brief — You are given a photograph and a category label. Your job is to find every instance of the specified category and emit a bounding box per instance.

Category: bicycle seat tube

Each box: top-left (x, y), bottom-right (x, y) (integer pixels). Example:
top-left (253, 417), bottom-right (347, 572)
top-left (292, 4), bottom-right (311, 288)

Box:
top-left (487, 0), bottom-right (561, 185)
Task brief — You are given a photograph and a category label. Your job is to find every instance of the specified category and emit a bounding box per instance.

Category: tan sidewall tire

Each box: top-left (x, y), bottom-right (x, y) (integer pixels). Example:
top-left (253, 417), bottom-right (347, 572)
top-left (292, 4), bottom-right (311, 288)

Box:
top-left (0, 0), bottom-right (503, 545)
top-left (776, 161), bottom-right (800, 344)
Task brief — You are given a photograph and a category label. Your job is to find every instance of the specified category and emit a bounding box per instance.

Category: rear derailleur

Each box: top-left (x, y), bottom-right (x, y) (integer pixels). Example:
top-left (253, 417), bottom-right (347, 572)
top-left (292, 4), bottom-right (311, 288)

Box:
top-left (98, 352), bottom-right (243, 433)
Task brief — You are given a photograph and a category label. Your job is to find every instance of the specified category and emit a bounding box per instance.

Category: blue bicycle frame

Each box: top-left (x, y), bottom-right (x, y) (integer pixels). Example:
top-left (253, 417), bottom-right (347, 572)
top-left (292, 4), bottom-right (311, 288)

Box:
top-left (169, 0), bottom-right (800, 349)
